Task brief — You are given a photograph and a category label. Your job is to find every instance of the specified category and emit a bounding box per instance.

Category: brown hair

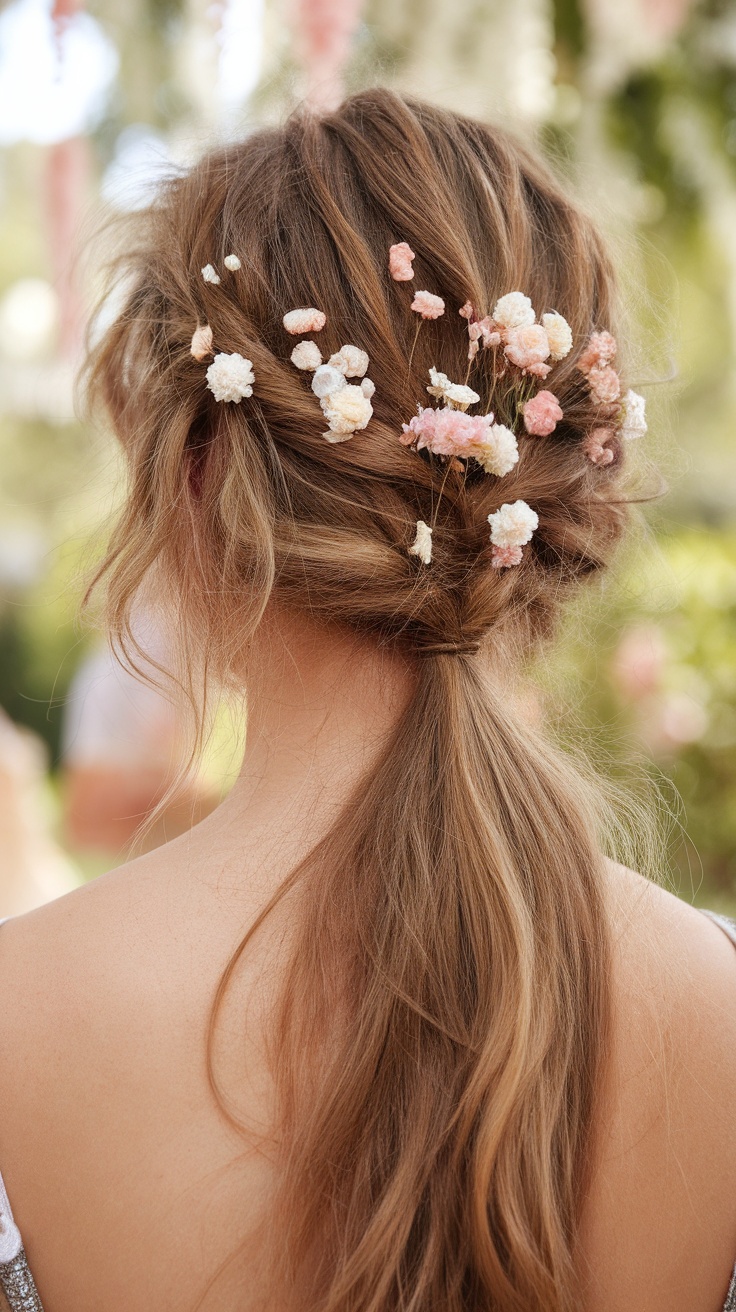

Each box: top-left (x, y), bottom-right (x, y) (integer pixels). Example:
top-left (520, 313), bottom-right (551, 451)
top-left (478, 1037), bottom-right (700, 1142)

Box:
top-left (85, 89), bottom-right (631, 1311)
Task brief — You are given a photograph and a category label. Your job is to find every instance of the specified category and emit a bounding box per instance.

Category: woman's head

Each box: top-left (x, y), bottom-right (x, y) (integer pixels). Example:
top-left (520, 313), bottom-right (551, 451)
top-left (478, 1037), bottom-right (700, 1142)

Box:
top-left (86, 90), bottom-right (638, 1312)
top-left (88, 88), bottom-right (630, 676)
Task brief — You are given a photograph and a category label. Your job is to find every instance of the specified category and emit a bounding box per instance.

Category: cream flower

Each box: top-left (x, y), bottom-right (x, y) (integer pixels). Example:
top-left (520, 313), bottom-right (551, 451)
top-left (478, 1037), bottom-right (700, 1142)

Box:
top-left (283, 307), bottom-right (326, 334)
top-left (201, 263), bottom-right (220, 285)
top-left (620, 389), bottom-right (647, 440)
top-left (411, 290), bottom-right (445, 319)
top-left (541, 312), bottom-right (573, 360)
top-left (472, 424), bottom-right (519, 477)
top-left (291, 340), bottom-right (323, 371)
top-left (190, 324), bottom-right (213, 361)
top-left (360, 377), bottom-right (375, 398)
top-left (224, 253), bottom-right (241, 271)
top-left (408, 520), bottom-right (432, 565)
top-left (487, 499), bottom-right (539, 548)
top-left (206, 352), bottom-right (255, 402)
top-left (311, 364), bottom-right (346, 398)
top-left (328, 345), bottom-right (369, 378)
top-left (426, 367), bottom-right (480, 411)
top-left (492, 292), bottom-right (535, 330)
top-left (321, 384), bottom-right (373, 439)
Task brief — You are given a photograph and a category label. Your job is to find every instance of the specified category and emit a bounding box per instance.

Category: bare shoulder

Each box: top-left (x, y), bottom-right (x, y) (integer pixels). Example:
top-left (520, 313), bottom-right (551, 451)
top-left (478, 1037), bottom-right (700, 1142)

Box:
top-left (578, 861), bottom-right (736, 1312)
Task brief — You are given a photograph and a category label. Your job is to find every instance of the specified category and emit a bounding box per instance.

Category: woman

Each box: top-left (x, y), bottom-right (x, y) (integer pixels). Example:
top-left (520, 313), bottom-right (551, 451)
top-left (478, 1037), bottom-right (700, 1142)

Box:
top-left (0, 89), bottom-right (734, 1312)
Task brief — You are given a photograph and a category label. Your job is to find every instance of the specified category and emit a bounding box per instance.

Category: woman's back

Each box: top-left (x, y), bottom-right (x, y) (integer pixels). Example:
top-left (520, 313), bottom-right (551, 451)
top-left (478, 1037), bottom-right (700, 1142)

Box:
top-left (0, 833), bottom-right (735, 1312)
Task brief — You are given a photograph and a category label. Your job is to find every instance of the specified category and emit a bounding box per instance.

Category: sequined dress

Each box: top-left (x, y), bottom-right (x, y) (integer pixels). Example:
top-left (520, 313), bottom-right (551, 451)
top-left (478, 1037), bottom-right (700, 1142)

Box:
top-left (1, 912), bottom-right (735, 1312)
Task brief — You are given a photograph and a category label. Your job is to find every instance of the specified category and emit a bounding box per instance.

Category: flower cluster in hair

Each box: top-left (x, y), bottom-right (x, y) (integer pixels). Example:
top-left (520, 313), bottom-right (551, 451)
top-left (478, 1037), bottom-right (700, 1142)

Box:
top-left (286, 317), bottom-right (375, 443)
top-left (389, 243), bottom-right (648, 568)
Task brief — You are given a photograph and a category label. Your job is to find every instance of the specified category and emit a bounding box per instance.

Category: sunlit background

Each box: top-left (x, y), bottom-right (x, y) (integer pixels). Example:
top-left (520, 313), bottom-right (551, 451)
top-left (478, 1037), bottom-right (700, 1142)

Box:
top-left (1, 0), bottom-right (735, 913)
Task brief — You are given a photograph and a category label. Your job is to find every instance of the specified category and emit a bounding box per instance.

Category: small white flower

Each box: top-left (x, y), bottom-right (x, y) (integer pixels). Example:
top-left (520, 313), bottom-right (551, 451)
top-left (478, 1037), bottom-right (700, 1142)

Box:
top-left (360, 377), bottom-right (375, 399)
top-left (328, 344), bottom-right (369, 378)
top-left (473, 424), bottom-right (519, 477)
top-left (206, 352), bottom-right (255, 402)
top-left (541, 312), bottom-right (573, 361)
top-left (426, 367), bottom-right (480, 411)
top-left (492, 292), bottom-right (535, 330)
top-left (291, 340), bottom-right (323, 371)
top-left (224, 253), bottom-right (241, 271)
top-left (311, 364), bottom-right (346, 399)
top-left (487, 499), bottom-right (539, 548)
top-left (201, 263), bottom-right (221, 285)
top-left (321, 384), bottom-right (373, 437)
top-left (408, 520), bottom-right (432, 565)
top-left (283, 307), bottom-right (326, 334)
top-left (190, 323), bottom-right (214, 360)
top-left (620, 389), bottom-right (647, 440)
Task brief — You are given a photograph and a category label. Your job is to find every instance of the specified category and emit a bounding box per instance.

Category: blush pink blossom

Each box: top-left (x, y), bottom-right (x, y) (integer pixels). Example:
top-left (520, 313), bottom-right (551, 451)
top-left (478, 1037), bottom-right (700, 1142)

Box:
top-left (459, 301), bottom-right (474, 319)
top-left (587, 365), bottom-right (621, 405)
top-left (283, 307), bottom-right (327, 334)
top-left (504, 323), bottom-right (550, 373)
top-left (411, 290), bottom-right (445, 319)
top-left (583, 428), bottom-right (615, 465)
top-left (577, 330), bottom-right (617, 375)
top-left (389, 242), bottom-right (416, 281)
top-left (401, 406), bottom-right (492, 457)
top-left (524, 361), bottom-right (553, 379)
top-left (523, 390), bottom-right (563, 436)
top-left (491, 544), bottom-right (524, 569)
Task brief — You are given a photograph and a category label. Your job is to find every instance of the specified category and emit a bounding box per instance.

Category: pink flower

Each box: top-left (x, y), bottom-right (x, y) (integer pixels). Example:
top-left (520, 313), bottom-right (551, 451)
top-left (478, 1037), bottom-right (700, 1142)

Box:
top-left (523, 390), bottom-right (563, 436)
top-left (401, 407), bottom-right (494, 458)
top-left (577, 330), bottom-right (617, 376)
top-left (504, 323), bottom-right (550, 373)
top-left (411, 290), bottom-right (445, 319)
top-left (525, 362), bottom-right (552, 379)
top-left (588, 365), bottom-right (621, 405)
top-left (583, 428), bottom-right (615, 465)
top-left (389, 241), bottom-right (416, 281)
top-left (491, 544), bottom-right (524, 568)
top-left (459, 301), bottom-right (474, 319)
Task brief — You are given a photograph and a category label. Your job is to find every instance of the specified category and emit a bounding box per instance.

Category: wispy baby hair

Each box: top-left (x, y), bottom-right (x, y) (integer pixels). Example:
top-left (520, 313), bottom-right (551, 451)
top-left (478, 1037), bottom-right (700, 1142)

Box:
top-left (84, 88), bottom-right (641, 1312)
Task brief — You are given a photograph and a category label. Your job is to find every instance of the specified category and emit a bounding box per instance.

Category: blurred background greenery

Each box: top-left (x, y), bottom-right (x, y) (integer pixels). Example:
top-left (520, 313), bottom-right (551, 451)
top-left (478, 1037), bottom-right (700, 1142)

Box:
top-left (0, 0), bottom-right (734, 908)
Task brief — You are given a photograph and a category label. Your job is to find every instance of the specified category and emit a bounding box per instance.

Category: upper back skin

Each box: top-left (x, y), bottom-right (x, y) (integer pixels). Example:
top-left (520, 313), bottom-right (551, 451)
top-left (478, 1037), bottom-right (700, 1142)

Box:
top-left (0, 843), bottom-right (735, 1312)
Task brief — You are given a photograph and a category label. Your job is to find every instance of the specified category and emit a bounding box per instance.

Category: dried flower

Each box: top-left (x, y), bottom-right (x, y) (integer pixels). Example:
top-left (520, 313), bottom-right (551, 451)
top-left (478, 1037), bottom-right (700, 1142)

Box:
top-left (408, 520), bottom-right (432, 565)
top-left (283, 307), bottom-right (327, 334)
top-left (491, 544), bottom-right (524, 569)
top-left (411, 290), bottom-right (445, 319)
top-left (487, 499), bottom-right (538, 548)
top-left (328, 345), bottom-right (370, 378)
top-left (523, 390), bottom-right (563, 436)
top-left (206, 352), bottom-right (255, 402)
top-left (360, 378), bottom-right (375, 399)
top-left (321, 384), bottom-right (373, 439)
top-left (426, 367), bottom-right (480, 410)
top-left (224, 253), bottom-right (241, 271)
top-left (201, 263), bottom-right (221, 285)
top-left (459, 301), bottom-right (474, 320)
top-left (577, 330), bottom-right (617, 375)
top-left (492, 292), bottom-right (535, 330)
top-left (311, 364), bottom-right (346, 399)
top-left (588, 364), bottom-right (621, 405)
top-left (504, 323), bottom-right (551, 373)
top-left (291, 340), bottom-right (323, 371)
top-left (620, 389), bottom-right (647, 440)
top-left (190, 324), bottom-right (214, 361)
top-left (389, 242), bottom-right (416, 281)
top-left (541, 312), bottom-right (573, 361)
top-left (473, 424), bottom-right (519, 477)
top-left (583, 428), bottom-right (615, 465)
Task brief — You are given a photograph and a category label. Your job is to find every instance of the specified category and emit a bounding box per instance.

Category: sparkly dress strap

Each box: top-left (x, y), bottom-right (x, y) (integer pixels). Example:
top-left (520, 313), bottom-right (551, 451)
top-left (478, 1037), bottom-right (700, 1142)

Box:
top-left (0, 921), bottom-right (45, 1312)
